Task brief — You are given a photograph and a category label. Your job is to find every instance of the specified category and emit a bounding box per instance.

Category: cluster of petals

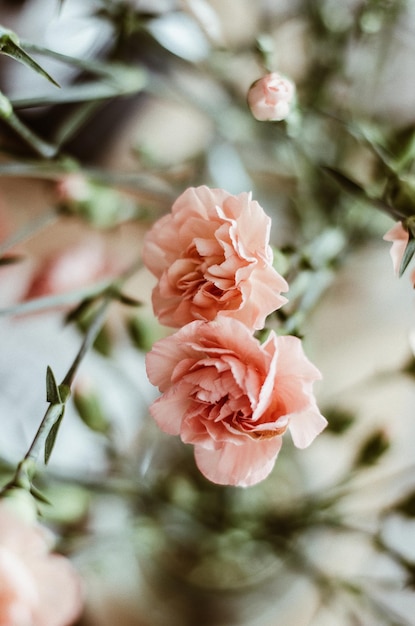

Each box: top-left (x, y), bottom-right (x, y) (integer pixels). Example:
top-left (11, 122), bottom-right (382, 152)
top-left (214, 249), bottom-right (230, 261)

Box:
top-left (247, 72), bottom-right (296, 122)
top-left (145, 318), bottom-right (327, 487)
top-left (383, 220), bottom-right (415, 286)
top-left (142, 185), bottom-right (288, 331)
top-left (0, 503), bottom-right (82, 626)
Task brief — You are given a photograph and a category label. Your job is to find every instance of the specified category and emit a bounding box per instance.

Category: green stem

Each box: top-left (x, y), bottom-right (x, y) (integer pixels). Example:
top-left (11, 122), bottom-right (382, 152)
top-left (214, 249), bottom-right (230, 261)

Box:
top-left (0, 209), bottom-right (58, 258)
top-left (0, 298), bottom-right (109, 496)
top-left (62, 296), bottom-right (110, 388)
top-left (0, 279), bottom-right (113, 317)
top-left (5, 110), bottom-right (58, 158)
top-left (0, 258), bottom-right (142, 495)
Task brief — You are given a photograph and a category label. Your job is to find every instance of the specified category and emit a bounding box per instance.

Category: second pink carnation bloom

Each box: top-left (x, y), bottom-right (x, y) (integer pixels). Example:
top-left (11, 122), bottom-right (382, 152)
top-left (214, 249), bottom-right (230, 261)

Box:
top-left (146, 318), bottom-right (327, 487)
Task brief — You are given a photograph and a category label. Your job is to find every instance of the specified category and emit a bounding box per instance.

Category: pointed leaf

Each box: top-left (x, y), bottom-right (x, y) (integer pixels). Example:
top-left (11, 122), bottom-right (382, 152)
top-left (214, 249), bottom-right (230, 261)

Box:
top-left (44, 406), bottom-right (65, 465)
top-left (30, 484), bottom-right (51, 505)
top-left (399, 234), bottom-right (415, 277)
top-left (58, 383), bottom-right (71, 403)
top-left (354, 430), bottom-right (389, 468)
top-left (65, 296), bottom-right (97, 325)
top-left (0, 27), bottom-right (60, 87)
top-left (394, 490), bottom-right (415, 517)
top-left (46, 366), bottom-right (61, 405)
top-left (12, 68), bottom-right (146, 110)
top-left (116, 292), bottom-right (143, 307)
top-left (322, 166), bottom-right (394, 214)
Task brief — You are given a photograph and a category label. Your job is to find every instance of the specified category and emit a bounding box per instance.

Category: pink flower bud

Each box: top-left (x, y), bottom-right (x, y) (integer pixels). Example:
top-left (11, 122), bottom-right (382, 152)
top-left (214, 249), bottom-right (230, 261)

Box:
top-left (247, 72), bottom-right (296, 122)
top-left (56, 173), bottom-right (91, 206)
top-left (0, 503), bottom-right (83, 626)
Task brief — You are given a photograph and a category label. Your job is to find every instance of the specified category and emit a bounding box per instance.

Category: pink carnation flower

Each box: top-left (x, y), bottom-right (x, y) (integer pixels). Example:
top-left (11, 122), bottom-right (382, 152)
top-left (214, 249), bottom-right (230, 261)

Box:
top-left (247, 72), bottom-right (296, 122)
top-left (24, 240), bottom-right (108, 301)
top-left (0, 504), bottom-right (82, 626)
top-left (142, 186), bottom-right (288, 331)
top-left (146, 318), bottom-right (327, 487)
top-left (383, 221), bottom-right (408, 275)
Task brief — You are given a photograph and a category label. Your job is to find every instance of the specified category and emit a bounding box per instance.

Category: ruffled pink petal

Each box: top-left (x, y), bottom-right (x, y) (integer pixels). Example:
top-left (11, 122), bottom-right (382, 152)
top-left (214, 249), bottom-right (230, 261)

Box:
top-left (233, 266), bottom-right (288, 329)
top-left (148, 384), bottom-right (192, 435)
top-left (194, 437), bottom-right (283, 487)
top-left (222, 194), bottom-right (271, 260)
top-left (145, 331), bottom-right (198, 391)
top-left (173, 186), bottom-right (230, 222)
top-left (288, 406), bottom-right (328, 449)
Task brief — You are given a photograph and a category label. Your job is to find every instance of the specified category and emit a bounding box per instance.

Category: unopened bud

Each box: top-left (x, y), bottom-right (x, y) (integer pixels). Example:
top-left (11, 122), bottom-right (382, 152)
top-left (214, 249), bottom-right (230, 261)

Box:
top-left (247, 72), bottom-right (296, 122)
top-left (0, 92), bottom-right (13, 119)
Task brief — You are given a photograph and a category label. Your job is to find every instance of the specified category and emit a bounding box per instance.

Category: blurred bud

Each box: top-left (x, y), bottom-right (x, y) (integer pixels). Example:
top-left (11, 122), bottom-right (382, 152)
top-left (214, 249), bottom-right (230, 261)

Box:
top-left (324, 407), bottom-right (355, 435)
top-left (354, 429), bottom-right (390, 468)
top-left (127, 313), bottom-right (164, 352)
top-left (74, 379), bottom-right (111, 435)
top-left (247, 72), bottom-right (296, 122)
top-left (56, 172), bottom-right (91, 207)
top-left (394, 491), bottom-right (415, 518)
top-left (0, 91), bottom-right (13, 119)
top-left (57, 174), bottom-right (136, 228)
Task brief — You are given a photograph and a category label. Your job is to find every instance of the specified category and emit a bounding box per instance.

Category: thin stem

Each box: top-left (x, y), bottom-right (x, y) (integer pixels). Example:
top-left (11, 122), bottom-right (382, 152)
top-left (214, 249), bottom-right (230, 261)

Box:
top-left (0, 278), bottom-right (113, 317)
top-left (0, 298), bottom-right (109, 495)
top-left (62, 296), bottom-right (110, 388)
top-left (0, 258), bottom-right (142, 495)
top-left (0, 209), bottom-right (58, 258)
top-left (24, 404), bottom-right (66, 464)
top-left (5, 111), bottom-right (58, 158)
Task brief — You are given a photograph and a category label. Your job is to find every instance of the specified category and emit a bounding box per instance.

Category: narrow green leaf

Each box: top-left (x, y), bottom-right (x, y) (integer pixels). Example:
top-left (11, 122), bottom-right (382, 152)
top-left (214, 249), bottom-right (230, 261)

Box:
top-left (354, 430), bottom-right (389, 468)
top-left (57, 383), bottom-right (71, 404)
top-left (322, 166), bottom-right (367, 196)
top-left (46, 366), bottom-right (61, 405)
top-left (116, 292), bottom-right (143, 307)
top-left (65, 296), bottom-right (97, 325)
top-left (0, 279), bottom-right (112, 317)
top-left (44, 407), bottom-right (65, 465)
top-left (322, 166), bottom-right (395, 215)
top-left (11, 68), bottom-right (146, 110)
top-left (4, 108), bottom-right (58, 158)
top-left (324, 407), bottom-right (355, 435)
top-left (394, 490), bottom-right (415, 517)
top-left (0, 26), bottom-right (60, 87)
top-left (30, 484), bottom-right (51, 505)
top-left (399, 234), bottom-right (415, 277)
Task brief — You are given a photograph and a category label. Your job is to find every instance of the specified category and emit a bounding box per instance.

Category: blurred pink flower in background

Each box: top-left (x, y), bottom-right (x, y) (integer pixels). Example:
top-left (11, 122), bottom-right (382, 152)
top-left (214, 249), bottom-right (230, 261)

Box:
top-left (146, 318), bottom-right (326, 487)
top-left (143, 185), bottom-right (288, 331)
top-left (0, 503), bottom-right (82, 626)
top-left (247, 72), bottom-right (296, 122)
top-left (383, 221), bottom-right (408, 275)
top-left (23, 239), bottom-right (110, 301)
top-left (383, 220), bottom-right (415, 286)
